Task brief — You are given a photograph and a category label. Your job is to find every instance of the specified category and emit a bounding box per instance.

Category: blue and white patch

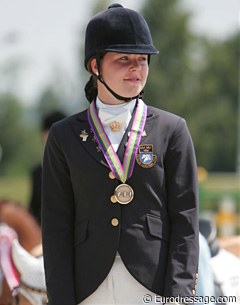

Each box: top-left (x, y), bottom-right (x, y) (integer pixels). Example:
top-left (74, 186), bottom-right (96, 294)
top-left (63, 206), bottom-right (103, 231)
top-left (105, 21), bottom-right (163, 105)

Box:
top-left (136, 144), bottom-right (157, 168)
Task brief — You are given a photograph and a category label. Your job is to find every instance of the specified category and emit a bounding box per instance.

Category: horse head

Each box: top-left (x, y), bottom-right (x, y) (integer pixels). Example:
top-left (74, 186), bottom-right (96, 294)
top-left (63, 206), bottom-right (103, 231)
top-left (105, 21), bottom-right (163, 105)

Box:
top-left (0, 224), bottom-right (47, 305)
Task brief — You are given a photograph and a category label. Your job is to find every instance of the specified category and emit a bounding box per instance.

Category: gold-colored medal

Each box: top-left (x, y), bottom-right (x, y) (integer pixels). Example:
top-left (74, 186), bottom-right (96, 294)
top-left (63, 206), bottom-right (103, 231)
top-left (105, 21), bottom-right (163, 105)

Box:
top-left (113, 184), bottom-right (134, 204)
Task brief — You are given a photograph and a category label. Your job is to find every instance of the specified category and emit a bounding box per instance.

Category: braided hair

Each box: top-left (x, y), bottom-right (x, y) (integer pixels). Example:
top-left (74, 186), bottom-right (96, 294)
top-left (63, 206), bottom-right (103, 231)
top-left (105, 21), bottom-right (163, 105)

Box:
top-left (84, 75), bottom-right (98, 103)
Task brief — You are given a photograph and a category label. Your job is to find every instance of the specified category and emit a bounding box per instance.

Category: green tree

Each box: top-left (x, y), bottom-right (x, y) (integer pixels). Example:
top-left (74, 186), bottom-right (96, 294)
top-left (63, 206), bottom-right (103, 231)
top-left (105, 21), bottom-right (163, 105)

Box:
top-left (0, 94), bottom-right (42, 175)
top-left (142, 0), bottom-right (193, 114)
top-left (141, 0), bottom-right (238, 172)
top-left (187, 33), bottom-right (238, 171)
top-left (36, 86), bottom-right (66, 118)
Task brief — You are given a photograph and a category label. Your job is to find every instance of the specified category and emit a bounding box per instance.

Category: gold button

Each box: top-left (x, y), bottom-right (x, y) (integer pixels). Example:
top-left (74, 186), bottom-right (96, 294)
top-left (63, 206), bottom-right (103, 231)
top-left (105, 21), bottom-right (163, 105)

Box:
top-left (109, 171), bottom-right (115, 179)
top-left (192, 289), bottom-right (196, 295)
top-left (111, 218), bottom-right (119, 226)
top-left (110, 195), bottom-right (118, 203)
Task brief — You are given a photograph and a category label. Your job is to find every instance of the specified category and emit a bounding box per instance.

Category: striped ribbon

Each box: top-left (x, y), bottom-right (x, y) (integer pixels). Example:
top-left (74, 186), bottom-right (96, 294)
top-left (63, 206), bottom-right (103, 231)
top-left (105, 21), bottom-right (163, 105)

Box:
top-left (88, 99), bottom-right (147, 183)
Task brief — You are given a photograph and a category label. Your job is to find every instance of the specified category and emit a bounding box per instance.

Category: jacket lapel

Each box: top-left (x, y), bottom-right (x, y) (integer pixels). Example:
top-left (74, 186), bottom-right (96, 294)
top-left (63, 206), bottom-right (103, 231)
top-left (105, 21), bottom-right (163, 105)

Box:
top-left (139, 107), bottom-right (155, 144)
top-left (117, 106), bottom-right (155, 161)
top-left (70, 106), bottom-right (156, 170)
top-left (70, 110), bottom-right (109, 168)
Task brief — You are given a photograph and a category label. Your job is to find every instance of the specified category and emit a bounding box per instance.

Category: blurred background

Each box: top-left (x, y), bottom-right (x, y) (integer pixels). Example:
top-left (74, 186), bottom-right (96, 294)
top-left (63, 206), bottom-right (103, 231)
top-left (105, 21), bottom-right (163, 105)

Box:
top-left (0, 0), bottom-right (239, 237)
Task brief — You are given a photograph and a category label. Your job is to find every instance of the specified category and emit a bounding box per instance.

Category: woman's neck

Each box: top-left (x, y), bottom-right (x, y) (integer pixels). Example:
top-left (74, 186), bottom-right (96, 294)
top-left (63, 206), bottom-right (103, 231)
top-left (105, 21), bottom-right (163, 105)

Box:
top-left (97, 93), bottom-right (126, 105)
top-left (97, 81), bottom-right (126, 105)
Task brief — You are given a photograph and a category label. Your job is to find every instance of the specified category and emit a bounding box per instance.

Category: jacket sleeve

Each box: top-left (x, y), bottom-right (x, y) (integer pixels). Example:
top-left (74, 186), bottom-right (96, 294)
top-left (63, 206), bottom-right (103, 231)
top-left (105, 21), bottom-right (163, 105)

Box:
top-left (42, 127), bottom-right (76, 305)
top-left (164, 118), bottom-right (199, 298)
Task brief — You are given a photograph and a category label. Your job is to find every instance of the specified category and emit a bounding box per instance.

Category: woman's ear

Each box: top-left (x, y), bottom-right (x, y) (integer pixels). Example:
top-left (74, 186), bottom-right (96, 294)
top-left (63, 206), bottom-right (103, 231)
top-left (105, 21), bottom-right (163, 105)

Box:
top-left (90, 58), bottom-right (99, 76)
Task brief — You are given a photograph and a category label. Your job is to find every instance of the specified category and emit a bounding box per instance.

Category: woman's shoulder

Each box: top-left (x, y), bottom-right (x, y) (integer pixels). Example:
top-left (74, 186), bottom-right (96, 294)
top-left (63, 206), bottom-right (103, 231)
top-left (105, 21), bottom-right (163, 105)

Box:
top-left (147, 104), bottom-right (185, 126)
top-left (47, 109), bottom-right (88, 144)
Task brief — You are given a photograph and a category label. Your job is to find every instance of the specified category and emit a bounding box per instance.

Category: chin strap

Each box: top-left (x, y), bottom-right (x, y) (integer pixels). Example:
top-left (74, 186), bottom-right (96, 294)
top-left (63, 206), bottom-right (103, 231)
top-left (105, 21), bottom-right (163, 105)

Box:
top-left (96, 55), bottom-right (141, 102)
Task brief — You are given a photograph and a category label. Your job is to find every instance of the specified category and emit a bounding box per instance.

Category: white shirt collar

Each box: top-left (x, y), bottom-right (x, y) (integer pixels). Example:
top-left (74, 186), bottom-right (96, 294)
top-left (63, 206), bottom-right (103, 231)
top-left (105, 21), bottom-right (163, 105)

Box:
top-left (96, 97), bottom-right (136, 115)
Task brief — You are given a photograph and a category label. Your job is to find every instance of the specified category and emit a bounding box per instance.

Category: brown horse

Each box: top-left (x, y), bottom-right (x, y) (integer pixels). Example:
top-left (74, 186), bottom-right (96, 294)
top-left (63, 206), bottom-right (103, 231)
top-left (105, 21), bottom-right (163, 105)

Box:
top-left (0, 199), bottom-right (42, 305)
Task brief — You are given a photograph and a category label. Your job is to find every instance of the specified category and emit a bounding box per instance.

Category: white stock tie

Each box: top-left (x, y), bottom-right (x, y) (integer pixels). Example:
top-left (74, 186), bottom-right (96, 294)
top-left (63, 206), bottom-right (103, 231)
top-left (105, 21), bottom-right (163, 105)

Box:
top-left (98, 109), bottom-right (131, 152)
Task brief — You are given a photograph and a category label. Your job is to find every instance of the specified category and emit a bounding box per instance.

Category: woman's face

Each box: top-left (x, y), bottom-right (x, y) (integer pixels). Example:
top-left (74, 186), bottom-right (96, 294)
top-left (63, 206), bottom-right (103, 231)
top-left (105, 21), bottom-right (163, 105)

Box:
top-left (91, 52), bottom-right (149, 104)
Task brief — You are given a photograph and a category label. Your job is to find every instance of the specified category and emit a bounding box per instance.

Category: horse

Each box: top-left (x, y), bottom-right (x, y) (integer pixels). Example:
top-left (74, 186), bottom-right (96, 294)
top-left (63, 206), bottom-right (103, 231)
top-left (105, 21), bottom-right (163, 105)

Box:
top-left (0, 199), bottom-right (43, 305)
top-left (0, 199), bottom-right (41, 252)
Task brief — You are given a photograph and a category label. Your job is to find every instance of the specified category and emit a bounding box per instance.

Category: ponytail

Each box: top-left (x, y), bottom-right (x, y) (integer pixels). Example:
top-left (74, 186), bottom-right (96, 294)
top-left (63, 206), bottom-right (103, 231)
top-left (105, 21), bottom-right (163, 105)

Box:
top-left (85, 75), bottom-right (98, 103)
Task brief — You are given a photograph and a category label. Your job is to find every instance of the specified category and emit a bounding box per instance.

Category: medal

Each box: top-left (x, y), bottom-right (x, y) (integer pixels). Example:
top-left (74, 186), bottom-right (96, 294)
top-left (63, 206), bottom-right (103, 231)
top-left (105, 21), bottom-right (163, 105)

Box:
top-left (112, 184), bottom-right (134, 204)
top-left (88, 98), bottom-right (147, 204)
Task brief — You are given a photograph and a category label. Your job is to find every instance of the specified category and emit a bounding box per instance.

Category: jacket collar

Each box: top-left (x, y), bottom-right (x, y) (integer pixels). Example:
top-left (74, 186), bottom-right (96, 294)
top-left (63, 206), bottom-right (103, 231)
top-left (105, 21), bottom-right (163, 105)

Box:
top-left (71, 105), bottom-right (156, 169)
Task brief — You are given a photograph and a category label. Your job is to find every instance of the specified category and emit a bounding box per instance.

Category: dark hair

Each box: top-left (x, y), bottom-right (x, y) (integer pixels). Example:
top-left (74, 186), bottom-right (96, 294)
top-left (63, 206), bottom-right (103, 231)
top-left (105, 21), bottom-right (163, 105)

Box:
top-left (84, 75), bottom-right (98, 103)
top-left (42, 111), bottom-right (66, 131)
top-left (84, 52), bottom-right (107, 103)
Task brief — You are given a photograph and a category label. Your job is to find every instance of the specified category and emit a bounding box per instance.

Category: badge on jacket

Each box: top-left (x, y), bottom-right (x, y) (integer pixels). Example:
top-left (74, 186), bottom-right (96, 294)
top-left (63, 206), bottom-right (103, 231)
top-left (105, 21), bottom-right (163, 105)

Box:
top-left (136, 144), bottom-right (157, 168)
top-left (80, 130), bottom-right (89, 142)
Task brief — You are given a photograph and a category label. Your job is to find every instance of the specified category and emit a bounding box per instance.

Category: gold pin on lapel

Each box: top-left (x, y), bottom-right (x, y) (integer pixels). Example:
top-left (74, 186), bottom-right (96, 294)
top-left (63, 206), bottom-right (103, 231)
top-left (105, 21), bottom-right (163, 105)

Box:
top-left (96, 145), bottom-right (101, 153)
top-left (80, 130), bottom-right (89, 142)
top-left (110, 121), bottom-right (122, 132)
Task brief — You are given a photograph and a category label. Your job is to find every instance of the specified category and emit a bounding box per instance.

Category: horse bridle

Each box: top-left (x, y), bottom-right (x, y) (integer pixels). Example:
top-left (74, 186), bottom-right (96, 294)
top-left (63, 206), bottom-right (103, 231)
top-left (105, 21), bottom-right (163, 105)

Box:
top-left (10, 281), bottom-right (47, 305)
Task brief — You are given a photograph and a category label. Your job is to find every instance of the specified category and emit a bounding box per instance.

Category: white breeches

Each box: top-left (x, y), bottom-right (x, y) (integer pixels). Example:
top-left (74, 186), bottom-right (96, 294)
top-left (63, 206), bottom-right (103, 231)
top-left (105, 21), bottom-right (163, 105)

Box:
top-left (79, 255), bottom-right (158, 305)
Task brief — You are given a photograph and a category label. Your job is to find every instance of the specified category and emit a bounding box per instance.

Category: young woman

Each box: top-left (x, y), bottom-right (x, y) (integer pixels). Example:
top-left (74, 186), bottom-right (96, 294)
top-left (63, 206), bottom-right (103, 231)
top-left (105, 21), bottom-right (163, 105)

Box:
top-left (42, 4), bottom-right (199, 305)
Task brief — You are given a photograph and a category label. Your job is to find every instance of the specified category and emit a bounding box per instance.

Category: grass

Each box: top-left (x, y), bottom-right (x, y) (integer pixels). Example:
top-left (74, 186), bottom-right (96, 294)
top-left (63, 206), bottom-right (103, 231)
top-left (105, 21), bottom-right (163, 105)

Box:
top-left (200, 172), bottom-right (240, 210)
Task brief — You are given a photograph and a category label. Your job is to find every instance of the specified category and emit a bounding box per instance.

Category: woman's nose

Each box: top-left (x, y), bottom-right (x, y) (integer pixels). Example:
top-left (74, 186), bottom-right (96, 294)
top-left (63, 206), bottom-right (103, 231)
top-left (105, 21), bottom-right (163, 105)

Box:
top-left (129, 60), bottom-right (141, 70)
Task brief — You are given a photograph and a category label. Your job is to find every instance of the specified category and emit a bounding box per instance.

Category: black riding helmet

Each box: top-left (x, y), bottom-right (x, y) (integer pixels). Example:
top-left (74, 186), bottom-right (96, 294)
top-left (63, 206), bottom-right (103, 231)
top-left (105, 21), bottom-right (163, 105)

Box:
top-left (84, 3), bottom-right (159, 101)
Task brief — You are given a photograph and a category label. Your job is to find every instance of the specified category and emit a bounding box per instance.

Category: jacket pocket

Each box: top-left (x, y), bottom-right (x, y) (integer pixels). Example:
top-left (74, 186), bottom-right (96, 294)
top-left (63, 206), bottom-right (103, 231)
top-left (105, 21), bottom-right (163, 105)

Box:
top-left (146, 214), bottom-right (169, 242)
top-left (74, 219), bottom-right (88, 246)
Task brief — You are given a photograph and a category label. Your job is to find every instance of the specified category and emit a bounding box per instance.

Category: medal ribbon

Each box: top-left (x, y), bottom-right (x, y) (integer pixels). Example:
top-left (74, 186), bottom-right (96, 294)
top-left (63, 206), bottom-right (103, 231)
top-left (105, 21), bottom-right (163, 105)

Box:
top-left (88, 99), bottom-right (147, 183)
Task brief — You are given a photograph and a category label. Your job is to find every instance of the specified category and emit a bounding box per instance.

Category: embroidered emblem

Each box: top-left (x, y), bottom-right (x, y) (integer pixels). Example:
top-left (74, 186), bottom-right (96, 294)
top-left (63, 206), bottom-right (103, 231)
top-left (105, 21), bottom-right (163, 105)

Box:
top-left (136, 144), bottom-right (157, 168)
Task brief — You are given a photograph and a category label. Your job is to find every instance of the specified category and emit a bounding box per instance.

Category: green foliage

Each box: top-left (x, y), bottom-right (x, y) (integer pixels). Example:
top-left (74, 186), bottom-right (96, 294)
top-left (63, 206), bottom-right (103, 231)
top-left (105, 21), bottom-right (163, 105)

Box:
top-left (36, 84), bottom-right (69, 117)
top-left (143, 0), bottom-right (193, 112)
top-left (188, 34), bottom-right (238, 171)
top-left (141, 0), bottom-right (238, 172)
top-left (0, 175), bottom-right (30, 206)
top-left (0, 93), bottom-right (42, 175)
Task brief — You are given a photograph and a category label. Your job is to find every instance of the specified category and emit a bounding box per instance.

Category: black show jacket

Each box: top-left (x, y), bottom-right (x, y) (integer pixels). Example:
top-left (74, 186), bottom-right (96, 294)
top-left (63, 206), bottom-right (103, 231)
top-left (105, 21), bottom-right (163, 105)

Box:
top-left (42, 105), bottom-right (199, 305)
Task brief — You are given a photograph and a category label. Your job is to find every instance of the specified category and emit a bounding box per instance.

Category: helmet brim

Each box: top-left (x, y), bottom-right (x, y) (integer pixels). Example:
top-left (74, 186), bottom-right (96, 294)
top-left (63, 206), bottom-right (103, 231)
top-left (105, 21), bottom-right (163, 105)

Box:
top-left (85, 45), bottom-right (159, 70)
top-left (105, 45), bottom-right (159, 55)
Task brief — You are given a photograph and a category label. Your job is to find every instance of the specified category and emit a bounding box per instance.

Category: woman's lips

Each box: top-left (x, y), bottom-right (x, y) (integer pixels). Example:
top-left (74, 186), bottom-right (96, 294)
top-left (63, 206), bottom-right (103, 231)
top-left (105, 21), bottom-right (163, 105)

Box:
top-left (124, 77), bottom-right (141, 83)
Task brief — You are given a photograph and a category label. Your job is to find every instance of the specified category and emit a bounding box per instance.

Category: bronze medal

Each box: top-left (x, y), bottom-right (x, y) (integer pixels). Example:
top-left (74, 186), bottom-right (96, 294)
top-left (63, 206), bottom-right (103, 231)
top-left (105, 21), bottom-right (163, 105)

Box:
top-left (114, 184), bottom-right (134, 204)
top-left (136, 144), bottom-right (157, 168)
top-left (88, 99), bottom-right (147, 207)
